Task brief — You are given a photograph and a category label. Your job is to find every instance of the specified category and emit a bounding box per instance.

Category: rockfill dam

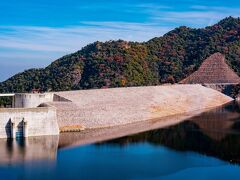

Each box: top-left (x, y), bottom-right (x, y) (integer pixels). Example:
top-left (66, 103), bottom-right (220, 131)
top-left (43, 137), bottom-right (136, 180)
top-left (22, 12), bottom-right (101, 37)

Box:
top-left (0, 84), bottom-right (233, 139)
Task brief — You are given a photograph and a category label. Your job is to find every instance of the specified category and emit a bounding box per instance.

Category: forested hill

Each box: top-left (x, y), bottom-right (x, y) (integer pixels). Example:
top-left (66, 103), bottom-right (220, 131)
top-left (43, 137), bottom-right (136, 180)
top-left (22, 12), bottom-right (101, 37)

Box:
top-left (1, 17), bottom-right (240, 93)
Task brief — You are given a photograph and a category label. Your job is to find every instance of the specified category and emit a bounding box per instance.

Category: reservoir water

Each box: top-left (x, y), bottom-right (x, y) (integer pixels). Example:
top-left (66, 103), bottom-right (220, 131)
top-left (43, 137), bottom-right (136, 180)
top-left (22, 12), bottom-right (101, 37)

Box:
top-left (0, 102), bottom-right (240, 180)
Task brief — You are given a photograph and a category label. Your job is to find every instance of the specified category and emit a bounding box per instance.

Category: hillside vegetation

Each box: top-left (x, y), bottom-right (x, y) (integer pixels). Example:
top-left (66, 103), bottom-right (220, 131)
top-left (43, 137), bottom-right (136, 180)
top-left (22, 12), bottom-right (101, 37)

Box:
top-left (0, 17), bottom-right (240, 93)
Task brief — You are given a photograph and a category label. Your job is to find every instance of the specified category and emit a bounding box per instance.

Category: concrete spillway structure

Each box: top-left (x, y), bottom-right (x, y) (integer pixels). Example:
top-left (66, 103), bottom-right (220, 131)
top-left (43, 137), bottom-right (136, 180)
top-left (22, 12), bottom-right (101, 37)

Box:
top-left (0, 107), bottom-right (59, 139)
top-left (0, 84), bottom-right (234, 138)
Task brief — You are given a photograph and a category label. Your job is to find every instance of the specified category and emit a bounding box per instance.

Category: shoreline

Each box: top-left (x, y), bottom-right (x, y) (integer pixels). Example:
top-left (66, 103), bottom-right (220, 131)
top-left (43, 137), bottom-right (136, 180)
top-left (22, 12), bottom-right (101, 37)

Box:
top-left (58, 103), bottom-right (231, 149)
top-left (59, 103), bottom-right (230, 133)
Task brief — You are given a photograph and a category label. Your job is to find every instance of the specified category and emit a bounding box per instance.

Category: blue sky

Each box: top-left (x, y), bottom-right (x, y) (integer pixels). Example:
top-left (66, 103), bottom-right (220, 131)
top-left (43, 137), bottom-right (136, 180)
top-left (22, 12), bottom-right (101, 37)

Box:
top-left (1, 0), bottom-right (240, 82)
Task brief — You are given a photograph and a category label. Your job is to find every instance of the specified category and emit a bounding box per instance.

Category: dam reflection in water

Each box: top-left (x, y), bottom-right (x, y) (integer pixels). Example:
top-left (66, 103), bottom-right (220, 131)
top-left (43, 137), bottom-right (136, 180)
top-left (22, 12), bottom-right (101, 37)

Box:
top-left (0, 102), bottom-right (240, 179)
top-left (0, 136), bottom-right (59, 164)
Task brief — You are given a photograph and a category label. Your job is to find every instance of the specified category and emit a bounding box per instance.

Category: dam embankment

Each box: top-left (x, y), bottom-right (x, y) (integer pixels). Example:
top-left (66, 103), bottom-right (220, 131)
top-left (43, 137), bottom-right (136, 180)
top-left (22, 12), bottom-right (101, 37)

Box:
top-left (0, 84), bottom-right (233, 138)
top-left (48, 84), bottom-right (233, 130)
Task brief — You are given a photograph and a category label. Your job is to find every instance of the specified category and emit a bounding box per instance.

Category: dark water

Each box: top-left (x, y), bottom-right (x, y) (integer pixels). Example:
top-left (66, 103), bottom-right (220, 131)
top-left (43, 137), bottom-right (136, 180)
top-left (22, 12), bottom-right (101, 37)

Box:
top-left (1, 103), bottom-right (240, 180)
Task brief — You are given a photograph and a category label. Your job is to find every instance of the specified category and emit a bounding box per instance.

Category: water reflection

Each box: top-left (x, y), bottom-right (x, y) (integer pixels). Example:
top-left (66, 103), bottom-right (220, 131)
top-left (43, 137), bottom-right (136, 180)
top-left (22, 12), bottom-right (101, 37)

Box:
top-left (98, 102), bottom-right (240, 164)
top-left (0, 136), bottom-right (59, 165)
top-left (0, 102), bottom-right (239, 166)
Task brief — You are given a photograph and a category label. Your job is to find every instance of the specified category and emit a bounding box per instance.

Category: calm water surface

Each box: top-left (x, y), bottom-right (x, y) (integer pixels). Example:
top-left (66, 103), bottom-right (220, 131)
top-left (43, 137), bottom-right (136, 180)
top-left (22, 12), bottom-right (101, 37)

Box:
top-left (1, 103), bottom-right (240, 180)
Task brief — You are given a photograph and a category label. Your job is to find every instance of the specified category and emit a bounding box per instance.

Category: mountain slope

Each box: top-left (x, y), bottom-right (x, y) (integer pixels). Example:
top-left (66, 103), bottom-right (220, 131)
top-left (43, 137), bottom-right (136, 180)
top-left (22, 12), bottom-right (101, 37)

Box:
top-left (0, 17), bottom-right (240, 93)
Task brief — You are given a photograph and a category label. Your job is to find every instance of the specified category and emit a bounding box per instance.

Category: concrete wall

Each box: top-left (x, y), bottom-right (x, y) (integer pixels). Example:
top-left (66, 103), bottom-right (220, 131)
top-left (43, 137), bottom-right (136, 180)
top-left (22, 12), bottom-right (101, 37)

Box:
top-left (0, 107), bottom-right (59, 138)
top-left (14, 93), bottom-right (54, 108)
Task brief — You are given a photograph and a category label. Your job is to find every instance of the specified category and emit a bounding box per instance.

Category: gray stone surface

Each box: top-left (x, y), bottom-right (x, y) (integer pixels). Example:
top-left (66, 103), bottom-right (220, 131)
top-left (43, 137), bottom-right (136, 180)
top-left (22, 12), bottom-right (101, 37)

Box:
top-left (51, 84), bottom-right (233, 129)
